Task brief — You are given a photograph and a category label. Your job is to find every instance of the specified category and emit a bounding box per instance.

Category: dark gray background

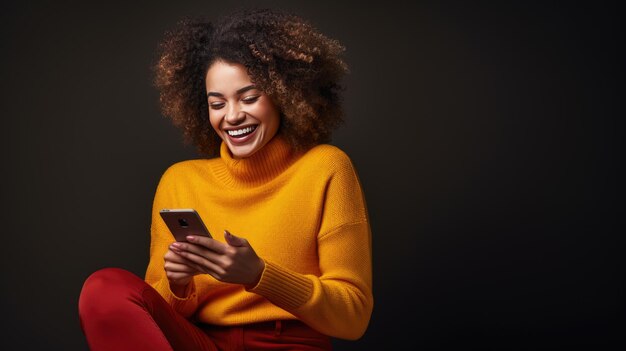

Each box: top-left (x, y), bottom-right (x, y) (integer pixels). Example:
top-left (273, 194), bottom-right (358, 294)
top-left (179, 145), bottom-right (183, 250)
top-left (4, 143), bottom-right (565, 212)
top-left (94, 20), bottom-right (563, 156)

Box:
top-left (1, 0), bottom-right (623, 350)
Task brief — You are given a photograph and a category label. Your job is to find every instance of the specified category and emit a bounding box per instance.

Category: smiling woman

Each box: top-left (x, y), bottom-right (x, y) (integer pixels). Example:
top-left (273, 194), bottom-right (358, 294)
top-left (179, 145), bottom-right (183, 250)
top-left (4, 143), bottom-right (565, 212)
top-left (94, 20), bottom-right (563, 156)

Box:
top-left (206, 60), bottom-right (281, 159)
top-left (78, 7), bottom-right (373, 351)
top-left (151, 7), bottom-right (349, 159)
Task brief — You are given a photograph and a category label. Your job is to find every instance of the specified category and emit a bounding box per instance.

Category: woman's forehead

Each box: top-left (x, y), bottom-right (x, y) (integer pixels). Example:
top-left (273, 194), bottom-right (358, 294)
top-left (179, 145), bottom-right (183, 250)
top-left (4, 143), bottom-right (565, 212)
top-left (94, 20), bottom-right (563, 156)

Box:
top-left (205, 61), bottom-right (254, 92)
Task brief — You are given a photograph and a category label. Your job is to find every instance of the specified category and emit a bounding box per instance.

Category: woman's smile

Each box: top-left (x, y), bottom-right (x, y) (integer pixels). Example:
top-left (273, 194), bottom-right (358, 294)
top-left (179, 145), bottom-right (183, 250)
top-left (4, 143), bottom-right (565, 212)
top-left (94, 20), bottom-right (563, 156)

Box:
top-left (224, 124), bottom-right (259, 144)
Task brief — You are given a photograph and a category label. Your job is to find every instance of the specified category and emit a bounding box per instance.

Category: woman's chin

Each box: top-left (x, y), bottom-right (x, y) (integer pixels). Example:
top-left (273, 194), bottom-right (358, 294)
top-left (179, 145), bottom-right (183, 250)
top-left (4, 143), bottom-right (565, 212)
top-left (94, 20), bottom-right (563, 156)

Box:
top-left (223, 129), bottom-right (276, 159)
top-left (227, 140), bottom-right (261, 159)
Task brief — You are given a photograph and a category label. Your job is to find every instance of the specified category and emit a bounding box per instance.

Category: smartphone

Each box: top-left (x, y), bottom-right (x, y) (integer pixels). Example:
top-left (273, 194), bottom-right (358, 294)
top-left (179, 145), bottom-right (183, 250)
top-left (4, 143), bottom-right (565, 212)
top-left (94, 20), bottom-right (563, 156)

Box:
top-left (159, 208), bottom-right (213, 242)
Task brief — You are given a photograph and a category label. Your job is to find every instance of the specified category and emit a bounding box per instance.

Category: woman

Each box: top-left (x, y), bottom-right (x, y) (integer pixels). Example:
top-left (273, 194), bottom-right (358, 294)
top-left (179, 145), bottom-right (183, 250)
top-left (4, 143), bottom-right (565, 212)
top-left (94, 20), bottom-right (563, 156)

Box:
top-left (79, 8), bottom-right (373, 351)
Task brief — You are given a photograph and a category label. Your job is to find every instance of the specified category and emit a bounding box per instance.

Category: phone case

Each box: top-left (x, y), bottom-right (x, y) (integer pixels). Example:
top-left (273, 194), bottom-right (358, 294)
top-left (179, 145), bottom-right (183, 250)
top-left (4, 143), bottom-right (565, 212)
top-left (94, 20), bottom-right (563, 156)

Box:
top-left (159, 208), bottom-right (212, 242)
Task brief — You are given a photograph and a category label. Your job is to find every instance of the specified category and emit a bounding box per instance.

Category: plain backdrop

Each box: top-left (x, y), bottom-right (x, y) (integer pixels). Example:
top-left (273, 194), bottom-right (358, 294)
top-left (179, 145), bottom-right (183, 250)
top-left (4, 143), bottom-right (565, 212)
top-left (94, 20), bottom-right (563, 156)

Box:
top-left (1, 0), bottom-right (623, 350)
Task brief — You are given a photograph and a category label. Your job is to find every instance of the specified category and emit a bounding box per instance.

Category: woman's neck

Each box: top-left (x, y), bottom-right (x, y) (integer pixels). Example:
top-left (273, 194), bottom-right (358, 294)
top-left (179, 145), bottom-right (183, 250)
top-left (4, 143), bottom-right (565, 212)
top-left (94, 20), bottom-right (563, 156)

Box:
top-left (213, 133), bottom-right (298, 188)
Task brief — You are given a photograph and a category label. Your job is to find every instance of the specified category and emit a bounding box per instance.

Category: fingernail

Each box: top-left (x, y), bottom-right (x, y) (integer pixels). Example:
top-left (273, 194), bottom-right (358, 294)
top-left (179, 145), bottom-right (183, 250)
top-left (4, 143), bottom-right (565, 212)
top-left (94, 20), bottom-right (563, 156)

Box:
top-left (186, 235), bottom-right (195, 241)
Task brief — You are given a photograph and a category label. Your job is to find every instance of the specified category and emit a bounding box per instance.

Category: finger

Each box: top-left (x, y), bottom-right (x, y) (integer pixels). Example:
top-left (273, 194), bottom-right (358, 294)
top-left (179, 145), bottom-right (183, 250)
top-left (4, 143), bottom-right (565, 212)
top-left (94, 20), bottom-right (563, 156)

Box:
top-left (165, 249), bottom-right (184, 263)
top-left (224, 229), bottom-right (248, 247)
top-left (166, 249), bottom-right (199, 264)
top-left (165, 271), bottom-right (193, 285)
top-left (186, 236), bottom-right (228, 254)
top-left (171, 243), bottom-right (227, 266)
top-left (167, 252), bottom-right (209, 277)
top-left (166, 250), bottom-right (211, 274)
top-left (164, 261), bottom-right (196, 273)
top-left (175, 250), bottom-right (226, 277)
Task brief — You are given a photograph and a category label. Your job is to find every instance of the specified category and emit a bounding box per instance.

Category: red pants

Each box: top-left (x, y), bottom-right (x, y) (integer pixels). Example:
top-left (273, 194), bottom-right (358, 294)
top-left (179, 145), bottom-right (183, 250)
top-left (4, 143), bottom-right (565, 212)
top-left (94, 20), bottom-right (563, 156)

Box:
top-left (78, 268), bottom-right (332, 351)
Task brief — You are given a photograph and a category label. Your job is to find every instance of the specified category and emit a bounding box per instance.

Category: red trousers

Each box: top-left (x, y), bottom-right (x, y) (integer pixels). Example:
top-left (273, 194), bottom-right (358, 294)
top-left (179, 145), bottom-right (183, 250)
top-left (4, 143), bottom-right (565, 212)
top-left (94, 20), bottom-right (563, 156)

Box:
top-left (78, 268), bottom-right (332, 351)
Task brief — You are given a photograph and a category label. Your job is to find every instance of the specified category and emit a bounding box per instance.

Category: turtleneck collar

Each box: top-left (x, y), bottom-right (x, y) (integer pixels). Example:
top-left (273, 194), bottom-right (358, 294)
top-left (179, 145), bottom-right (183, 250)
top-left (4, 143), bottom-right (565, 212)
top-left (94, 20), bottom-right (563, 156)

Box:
top-left (212, 133), bottom-right (297, 188)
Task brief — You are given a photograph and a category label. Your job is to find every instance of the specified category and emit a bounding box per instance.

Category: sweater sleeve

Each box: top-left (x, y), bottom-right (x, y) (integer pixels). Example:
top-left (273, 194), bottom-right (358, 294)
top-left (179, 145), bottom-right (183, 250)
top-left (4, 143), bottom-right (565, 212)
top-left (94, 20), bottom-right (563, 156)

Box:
top-left (247, 151), bottom-right (374, 340)
top-left (144, 165), bottom-right (200, 318)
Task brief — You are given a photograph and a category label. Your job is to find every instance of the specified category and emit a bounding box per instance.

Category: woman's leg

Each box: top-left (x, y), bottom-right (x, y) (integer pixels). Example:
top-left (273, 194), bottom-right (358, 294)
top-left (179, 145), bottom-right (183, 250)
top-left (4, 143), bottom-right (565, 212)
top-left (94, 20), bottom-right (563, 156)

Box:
top-left (197, 320), bottom-right (332, 350)
top-left (78, 267), bottom-right (217, 351)
top-left (240, 320), bottom-right (333, 350)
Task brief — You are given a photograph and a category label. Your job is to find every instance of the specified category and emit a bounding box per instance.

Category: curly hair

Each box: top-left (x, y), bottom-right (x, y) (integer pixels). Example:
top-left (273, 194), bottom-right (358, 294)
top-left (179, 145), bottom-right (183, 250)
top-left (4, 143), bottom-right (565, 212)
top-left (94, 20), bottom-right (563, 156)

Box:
top-left (152, 8), bottom-right (349, 158)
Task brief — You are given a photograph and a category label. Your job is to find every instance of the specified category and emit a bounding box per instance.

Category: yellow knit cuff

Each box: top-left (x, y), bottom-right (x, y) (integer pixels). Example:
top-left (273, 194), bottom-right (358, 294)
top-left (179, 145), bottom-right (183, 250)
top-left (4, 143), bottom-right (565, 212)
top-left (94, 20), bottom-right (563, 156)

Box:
top-left (159, 278), bottom-right (197, 317)
top-left (246, 260), bottom-right (313, 310)
top-left (168, 280), bottom-right (196, 301)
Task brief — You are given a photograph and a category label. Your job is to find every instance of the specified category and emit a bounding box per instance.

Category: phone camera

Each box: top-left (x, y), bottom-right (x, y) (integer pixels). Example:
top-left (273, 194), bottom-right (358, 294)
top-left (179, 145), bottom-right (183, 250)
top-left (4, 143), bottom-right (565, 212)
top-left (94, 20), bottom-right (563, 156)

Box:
top-left (178, 218), bottom-right (189, 228)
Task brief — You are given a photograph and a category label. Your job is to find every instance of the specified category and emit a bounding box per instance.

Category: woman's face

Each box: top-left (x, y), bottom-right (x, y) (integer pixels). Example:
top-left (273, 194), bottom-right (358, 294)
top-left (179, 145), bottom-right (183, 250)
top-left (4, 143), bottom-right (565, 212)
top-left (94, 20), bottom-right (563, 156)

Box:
top-left (206, 60), bottom-right (280, 159)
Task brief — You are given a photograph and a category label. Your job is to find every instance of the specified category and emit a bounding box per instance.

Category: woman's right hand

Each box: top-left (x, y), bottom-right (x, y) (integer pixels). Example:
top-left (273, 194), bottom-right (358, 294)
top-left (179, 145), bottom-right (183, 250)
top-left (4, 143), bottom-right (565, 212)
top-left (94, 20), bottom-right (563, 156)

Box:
top-left (164, 248), bottom-right (201, 297)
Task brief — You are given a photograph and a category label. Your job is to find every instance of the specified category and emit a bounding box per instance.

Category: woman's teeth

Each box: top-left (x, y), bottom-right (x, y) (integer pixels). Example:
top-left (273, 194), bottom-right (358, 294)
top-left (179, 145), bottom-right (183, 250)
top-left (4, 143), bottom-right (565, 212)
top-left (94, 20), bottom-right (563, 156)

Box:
top-left (227, 125), bottom-right (257, 137)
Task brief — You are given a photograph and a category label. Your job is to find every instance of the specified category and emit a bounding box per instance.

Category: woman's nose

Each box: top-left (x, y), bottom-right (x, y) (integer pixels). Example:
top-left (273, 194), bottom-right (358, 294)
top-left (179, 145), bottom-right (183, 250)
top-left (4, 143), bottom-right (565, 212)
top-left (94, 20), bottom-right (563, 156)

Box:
top-left (225, 106), bottom-right (246, 125)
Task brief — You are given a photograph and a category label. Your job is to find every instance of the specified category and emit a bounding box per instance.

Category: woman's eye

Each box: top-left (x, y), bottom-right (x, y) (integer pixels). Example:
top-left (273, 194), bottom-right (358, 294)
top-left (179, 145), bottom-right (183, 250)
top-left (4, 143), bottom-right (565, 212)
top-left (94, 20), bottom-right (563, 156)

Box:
top-left (210, 103), bottom-right (224, 109)
top-left (242, 96), bottom-right (260, 104)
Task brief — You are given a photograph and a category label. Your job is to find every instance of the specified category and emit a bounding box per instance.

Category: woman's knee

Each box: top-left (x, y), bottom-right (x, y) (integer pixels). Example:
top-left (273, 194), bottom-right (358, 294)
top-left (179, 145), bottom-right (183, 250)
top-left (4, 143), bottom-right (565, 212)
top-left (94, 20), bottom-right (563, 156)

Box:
top-left (79, 267), bottom-right (144, 318)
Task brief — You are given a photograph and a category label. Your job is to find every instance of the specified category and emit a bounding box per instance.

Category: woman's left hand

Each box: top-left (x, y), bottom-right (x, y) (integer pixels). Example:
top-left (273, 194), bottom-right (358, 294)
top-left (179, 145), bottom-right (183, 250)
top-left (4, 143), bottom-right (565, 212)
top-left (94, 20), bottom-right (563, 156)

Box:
top-left (169, 229), bottom-right (265, 288)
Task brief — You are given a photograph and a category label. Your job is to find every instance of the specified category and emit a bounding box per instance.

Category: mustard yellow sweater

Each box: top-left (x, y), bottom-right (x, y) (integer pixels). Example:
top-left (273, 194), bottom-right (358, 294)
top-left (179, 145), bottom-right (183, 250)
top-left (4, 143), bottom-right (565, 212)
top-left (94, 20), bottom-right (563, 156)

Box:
top-left (144, 133), bottom-right (373, 340)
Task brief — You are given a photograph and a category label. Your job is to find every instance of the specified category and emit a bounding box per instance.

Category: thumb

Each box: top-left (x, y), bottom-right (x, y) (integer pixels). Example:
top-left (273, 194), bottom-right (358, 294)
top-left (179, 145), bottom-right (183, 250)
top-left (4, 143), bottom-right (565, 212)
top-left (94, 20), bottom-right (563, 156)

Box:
top-left (224, 230), bottom-right (247, 247)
